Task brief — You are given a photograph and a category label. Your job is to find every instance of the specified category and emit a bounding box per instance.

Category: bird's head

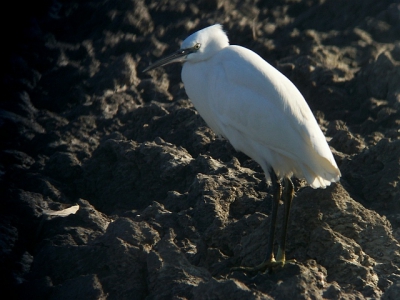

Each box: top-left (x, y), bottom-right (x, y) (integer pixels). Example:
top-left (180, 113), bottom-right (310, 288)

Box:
top-left (143, 24), bottom-right (229, 72)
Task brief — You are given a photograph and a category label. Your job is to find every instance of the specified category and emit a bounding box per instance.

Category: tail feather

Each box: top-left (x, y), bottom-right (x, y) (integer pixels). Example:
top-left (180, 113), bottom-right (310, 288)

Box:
top-left (301, 155), bottom-right (341, 189)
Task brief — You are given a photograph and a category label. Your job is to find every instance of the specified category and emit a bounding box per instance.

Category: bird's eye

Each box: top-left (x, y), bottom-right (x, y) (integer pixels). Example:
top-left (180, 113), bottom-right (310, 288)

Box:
top-left (194, 43), bottom-right (201, 50)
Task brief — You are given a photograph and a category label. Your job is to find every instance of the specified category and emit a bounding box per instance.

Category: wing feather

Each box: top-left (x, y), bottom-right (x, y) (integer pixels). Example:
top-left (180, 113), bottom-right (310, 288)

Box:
top-left (207, 46), bottom-right (340, 183)
top-left (182, 45), bottom-right (340, 186)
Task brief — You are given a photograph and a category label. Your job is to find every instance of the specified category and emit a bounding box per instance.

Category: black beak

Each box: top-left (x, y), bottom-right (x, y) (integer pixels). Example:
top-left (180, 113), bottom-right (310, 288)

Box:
top-left (143, 48), bottom-right (193, 72)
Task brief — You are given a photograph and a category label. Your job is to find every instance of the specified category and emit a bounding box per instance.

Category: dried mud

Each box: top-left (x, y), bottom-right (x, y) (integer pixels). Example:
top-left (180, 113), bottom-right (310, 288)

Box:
top-left (1, 0), bottom-right (400, 299)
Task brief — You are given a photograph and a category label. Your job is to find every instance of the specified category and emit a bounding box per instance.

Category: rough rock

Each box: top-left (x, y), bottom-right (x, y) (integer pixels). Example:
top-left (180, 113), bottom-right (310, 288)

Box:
top-left (1, 0), bottom-right (400, 299)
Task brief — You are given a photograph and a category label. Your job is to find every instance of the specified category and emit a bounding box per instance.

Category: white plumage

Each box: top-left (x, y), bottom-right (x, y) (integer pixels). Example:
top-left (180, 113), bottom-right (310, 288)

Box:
top-left (181, 26), bottom-right (340, 188)
top-left (144, 24), bottom-right (341, 269)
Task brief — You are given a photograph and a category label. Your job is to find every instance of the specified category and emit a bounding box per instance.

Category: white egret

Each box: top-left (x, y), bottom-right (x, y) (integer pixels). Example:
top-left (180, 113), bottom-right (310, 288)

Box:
top-left (144, 24), bottom-right (341, 271)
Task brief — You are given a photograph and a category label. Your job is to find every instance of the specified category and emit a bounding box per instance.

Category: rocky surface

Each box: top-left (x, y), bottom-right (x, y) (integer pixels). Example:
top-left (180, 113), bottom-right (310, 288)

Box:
top-left (1, 0), bottom-right (400, 299)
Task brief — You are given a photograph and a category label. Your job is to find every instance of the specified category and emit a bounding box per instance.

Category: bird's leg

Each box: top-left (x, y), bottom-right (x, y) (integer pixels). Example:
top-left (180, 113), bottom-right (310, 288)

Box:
top-left (275, 177), bottom-right (295, 264)
top-left (264, 170), bottom-right (282, 263)
top-left (231, 169), bottom-right (283, 273)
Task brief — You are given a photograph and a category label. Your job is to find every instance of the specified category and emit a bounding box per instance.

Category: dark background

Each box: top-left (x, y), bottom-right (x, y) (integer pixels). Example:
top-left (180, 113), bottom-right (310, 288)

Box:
top-left (1, 0), bottom-right (400, 299)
